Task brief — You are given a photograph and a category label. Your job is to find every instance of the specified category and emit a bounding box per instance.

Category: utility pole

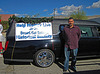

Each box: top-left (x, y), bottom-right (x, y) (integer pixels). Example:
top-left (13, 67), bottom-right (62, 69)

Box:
top-left (54, 8), bottom-right (56, 18)
top-left (78, 8), bottom-right (79, 19)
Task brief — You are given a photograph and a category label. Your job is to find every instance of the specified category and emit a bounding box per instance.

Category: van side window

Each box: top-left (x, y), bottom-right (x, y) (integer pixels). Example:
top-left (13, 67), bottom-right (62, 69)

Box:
top-left (59, 25), bottom-right (65, 32)
top-left (79, 27), bottom-right (93, 37)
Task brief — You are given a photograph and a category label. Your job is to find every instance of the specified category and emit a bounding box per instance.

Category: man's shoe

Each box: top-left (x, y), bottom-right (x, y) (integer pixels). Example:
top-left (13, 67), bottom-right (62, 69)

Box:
top-left (71, 68), bottom-right (77, 72)
top-left (63, 69), bottom-right (69, 73)
top-left (69, 67), bottom-right (77, 72)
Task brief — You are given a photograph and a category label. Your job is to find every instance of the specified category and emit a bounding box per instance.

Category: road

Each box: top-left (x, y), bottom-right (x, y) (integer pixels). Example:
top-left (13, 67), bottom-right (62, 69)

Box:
top-left (0, 57), bottom-right (100, 74)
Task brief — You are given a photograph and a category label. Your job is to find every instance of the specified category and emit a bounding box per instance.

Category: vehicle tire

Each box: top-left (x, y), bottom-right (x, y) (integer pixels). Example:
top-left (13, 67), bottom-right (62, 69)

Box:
top-left (4, 60), bottom-right (11, 64)
top-left (34, 49), bottom-right (55, 68)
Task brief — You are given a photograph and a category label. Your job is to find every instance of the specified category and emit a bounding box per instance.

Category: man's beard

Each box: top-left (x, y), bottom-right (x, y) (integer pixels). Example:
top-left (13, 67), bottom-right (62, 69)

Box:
top-left (68, 24), bottom-right (72, 27)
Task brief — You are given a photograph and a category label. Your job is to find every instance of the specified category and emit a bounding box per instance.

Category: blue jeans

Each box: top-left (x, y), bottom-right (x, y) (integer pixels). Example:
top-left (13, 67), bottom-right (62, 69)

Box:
top-left (64, 47), bottom-right (78, 70)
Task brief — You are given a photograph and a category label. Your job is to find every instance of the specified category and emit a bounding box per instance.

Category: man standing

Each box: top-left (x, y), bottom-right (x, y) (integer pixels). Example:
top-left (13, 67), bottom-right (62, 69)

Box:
top-left (63, 17), bottom-right (81, 72)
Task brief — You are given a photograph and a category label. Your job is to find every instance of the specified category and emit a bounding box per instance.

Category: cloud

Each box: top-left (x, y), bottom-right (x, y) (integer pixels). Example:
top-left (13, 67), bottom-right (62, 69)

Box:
top-left (43, 9), bottom-right (48, 12)
top-left (86, 0), bottom-right (100, 8)
top-left (15, 14), bottom-right (28, 17)
top-left (50, 9), bottom-right (60, 16)
top-left (86, 6), bottom-right (91, 9)
top-left (0, 8), bottom-right (4, 12)
top-left (60, 4), bottom-right (82, 16)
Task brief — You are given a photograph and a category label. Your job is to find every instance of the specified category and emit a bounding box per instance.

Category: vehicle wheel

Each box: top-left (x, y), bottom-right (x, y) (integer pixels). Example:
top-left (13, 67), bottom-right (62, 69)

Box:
top-left (34, 49), bottom-right (55, 68)
top-left (4, 60), bottom-right (11, 64)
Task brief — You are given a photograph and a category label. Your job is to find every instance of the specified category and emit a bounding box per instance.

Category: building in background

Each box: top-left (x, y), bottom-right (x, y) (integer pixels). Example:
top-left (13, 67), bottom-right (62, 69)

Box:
top-left (89, 17), bottom-right (100, 24)
top-left (0, 14), bottom-right (14, 21)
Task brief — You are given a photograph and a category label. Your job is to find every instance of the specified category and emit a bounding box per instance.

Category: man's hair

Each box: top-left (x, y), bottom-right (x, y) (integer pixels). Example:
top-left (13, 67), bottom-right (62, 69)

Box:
top-left (68, 17), bottom-right (74, 21)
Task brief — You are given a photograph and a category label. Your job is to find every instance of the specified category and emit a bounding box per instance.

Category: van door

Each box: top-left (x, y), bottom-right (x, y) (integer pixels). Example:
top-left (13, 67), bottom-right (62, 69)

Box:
top-left (78, 26), bottom-right (100, 56)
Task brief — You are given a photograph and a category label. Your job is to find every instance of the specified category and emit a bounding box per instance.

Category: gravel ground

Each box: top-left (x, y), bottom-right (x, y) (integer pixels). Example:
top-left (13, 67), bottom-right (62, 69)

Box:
top-left (0, 33), bottom-right (100, 74)
top-left (0, 57), bottom-right (100, 74)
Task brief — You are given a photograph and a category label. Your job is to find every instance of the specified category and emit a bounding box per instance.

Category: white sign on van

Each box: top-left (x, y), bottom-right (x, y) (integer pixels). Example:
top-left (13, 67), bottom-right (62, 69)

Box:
top-left (15, 22), bottom-right (53, 41)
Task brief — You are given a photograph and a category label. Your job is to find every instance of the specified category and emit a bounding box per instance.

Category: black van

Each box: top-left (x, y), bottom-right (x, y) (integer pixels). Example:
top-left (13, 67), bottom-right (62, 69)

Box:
top-left (3, 19), bottom-right (100, 67)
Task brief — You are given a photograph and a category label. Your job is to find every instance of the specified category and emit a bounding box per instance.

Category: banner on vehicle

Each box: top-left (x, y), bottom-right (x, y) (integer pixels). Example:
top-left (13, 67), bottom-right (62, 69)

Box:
top-left (15, 22), bottom-right (53, 41)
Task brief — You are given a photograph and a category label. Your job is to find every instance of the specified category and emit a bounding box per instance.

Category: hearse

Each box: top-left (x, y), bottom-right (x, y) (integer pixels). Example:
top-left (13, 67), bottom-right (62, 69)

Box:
top-left (3, 19), bottom-right (100, 67)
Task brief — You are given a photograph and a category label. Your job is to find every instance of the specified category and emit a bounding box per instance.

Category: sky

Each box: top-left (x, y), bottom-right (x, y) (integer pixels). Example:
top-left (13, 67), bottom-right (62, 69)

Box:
top-left (0, 0), bottom-right (100, 17)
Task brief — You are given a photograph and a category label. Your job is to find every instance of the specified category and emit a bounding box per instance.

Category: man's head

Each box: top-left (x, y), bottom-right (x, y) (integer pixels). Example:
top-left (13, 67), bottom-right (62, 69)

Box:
top-left (68, 17), bottom-right (74, 27)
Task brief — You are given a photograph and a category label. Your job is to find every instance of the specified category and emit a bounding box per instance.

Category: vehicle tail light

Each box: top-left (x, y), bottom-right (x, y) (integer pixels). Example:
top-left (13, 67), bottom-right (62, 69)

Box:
top-left (5, 41), bottom-right (9, 51)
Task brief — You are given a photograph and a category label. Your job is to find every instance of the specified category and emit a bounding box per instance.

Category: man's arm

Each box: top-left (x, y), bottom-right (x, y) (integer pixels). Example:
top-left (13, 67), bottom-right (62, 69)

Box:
top-left (78, 27), bottom-right (81, 40)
